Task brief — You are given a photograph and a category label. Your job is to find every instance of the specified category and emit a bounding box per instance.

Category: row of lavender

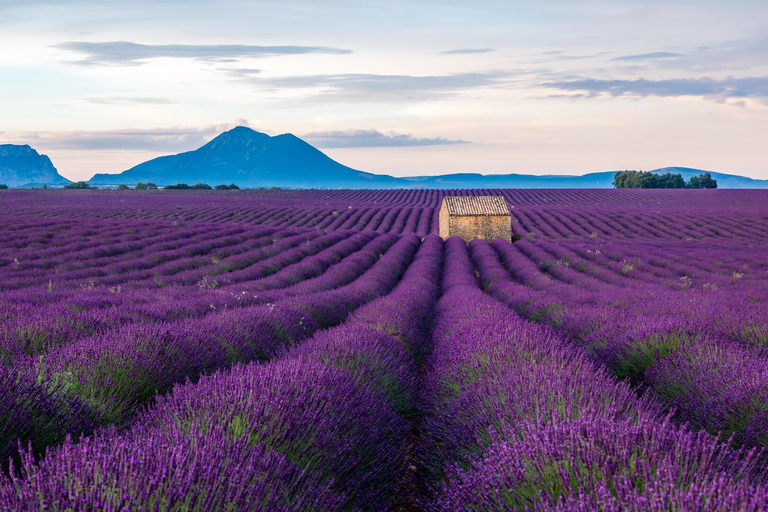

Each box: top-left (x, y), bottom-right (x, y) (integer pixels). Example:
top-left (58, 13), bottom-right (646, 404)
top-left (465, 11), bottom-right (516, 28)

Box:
top-left (3, 188), bottom-right (768, 239)
top-left (1, 235), bottom-right (444, 509)
top-left (5, 187), bottom-right (768, 208)
top-left (469, 235), bottom-right (768, 453)
top-left (0, 230), bottom-right (421, 464)
top-left (424, 238), bottom-right (767, 509)
top-left (511, 207), bottom-right (768, 241)
top-left (1, 222), bottom-right (412, 362)
top-left (4, 235), bottom-right (767, 509)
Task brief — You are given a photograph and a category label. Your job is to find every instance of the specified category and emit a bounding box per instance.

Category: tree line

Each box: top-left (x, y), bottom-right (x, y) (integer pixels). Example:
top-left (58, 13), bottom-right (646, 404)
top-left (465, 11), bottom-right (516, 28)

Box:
top-left (613, 170), bottom-right (718, 189)
top-left (59, 182), bottom-right (241, 190)
top-left (164, 183), bottom-right (240, 190)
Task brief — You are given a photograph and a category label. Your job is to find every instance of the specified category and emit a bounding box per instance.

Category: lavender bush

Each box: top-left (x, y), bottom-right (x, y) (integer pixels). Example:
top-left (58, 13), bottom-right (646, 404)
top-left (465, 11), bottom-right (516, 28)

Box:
top-left (1, 188), bottom-right (767, 509)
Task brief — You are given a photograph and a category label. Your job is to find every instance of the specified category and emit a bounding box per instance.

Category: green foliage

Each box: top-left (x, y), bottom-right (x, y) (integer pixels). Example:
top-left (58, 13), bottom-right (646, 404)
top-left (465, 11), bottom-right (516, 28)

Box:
top-left (614, 332), bottom-right (695, 383)
top-left (688, 172), bottom-right (718, 189)
top-left (656, 173), bottom-right (687, 189)
top-left (63, 181), bottom-right (95, 189)
top-left (135, 182), bottom-right (158, 190)
top-left (0, 184), bottom-right (8, 189)
top-left (614, 170), bottom-right (718, 189)
top-left (215, 184), bottom-right (240, 190)
top-left (116, 184), bottom-right (130, 190)
top-left (164, 183), bottom-right (213, 190)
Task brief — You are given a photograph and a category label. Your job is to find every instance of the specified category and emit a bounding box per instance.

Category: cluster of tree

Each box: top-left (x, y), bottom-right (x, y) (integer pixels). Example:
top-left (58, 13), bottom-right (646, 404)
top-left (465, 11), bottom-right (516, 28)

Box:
top-left (64, 182), bottom-right (241, 191)
top-left (613, 170), bottom-right (718, 189)
top-left (64, 181), bottom-right (96, 189)
top-left (0, 184), bottom-right (8, 190)
top-left (687, 173), bottom-right (719, 189)
top-left (164, 183), bottom-right (240, 190)
top-left (164, 183), bottom-right (213, 190)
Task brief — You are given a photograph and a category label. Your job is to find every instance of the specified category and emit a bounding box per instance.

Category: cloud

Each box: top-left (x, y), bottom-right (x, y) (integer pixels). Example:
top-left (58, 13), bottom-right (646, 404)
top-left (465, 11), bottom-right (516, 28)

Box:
top-left (522, 50), bottom-right (612, 64)
top-left (224, 68), bottom-right (262, 78)
top-left (236, 70), bottom-right (520, 103)
top-left (439, 48), bottom-right (495, 55)
top-left (83, 97), bottom-right (175, 105)
top-left (662, 39), bottom-right (768, 72)
top-left (608, 39), bottom-right (768, 72)
top-left (611, 52), bottom-right (682, 61)
top-left (53, 41), bottom-right (352, 66)
top-left (9, 120), bottom-right (249, 151)
top-left (541, 76), bottom-right (768, 103)
top-left (301, 129), bottom-right (469, 148)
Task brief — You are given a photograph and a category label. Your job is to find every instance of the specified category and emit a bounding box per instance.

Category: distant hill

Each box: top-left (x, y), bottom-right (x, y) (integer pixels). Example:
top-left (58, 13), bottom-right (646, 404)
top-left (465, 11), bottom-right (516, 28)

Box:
top-left (649, 167), bottom-right (768, 189)
top-left (86, 127), bottom-right (768, 190)
top-left (399, 171), bottom-right (620, 189)
top-left (0, 145), bottom-right (71, 187)
top-left (402, 169), bottom-right (768, 189)
top-left (88, 127), bottom-right (401, 188)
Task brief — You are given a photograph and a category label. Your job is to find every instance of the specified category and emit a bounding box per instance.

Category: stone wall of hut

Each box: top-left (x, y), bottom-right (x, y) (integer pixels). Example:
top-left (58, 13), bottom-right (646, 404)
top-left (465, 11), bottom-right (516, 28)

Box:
top-left (440, 214), bottom-right (512, 242)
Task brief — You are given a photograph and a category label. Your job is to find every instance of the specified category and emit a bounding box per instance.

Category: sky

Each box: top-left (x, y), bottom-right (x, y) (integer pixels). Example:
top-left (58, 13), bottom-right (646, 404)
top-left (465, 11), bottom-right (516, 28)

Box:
top-left (1, 0), bottom-right (768, 181)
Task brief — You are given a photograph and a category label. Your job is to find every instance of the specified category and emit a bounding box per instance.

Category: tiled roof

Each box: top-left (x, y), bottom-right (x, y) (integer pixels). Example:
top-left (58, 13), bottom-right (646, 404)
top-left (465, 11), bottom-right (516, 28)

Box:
top-left (442, 196), bottom-right (510, 216)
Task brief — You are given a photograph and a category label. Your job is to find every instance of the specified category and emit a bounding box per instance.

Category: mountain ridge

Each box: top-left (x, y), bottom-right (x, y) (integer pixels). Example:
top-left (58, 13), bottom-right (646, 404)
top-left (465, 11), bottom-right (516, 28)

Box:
top-left (87, 127), bottom-right (768, 189)
top-left (0, 144), bottom-right (72, 187)
top-left (88, 127), bottom-right (401, 188)
top-left (3, 127), bottom-right (767, 189)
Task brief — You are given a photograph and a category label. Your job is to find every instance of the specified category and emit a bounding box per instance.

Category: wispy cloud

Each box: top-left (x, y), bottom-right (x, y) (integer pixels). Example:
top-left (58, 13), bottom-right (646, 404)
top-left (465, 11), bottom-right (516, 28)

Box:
top-left (301, 129), bottom-right (469, 148)
top-left (541, 76), bottom-right (768, 103)
top-left (236, 70), bottom-right (520, 103)
top-left (611, 52), bottom-right (682, 61)
top-left (53, 41), bottom-right (352, 66)
top-left (608, 39), bottom-right (768, 72)
top-left (439, 48), bottom-right (494, 55)
top-left (659, 39), bottom-right (768, 72)
top-left (9, 120), bottom-right (249, 151)
top-left (523, 50), bottom-right (612, 64)
top-left (82, 97), bottom-right (175, 105)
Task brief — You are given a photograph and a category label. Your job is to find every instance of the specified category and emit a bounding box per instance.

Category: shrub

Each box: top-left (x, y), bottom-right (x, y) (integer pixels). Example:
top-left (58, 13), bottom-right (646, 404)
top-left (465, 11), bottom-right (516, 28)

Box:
top-left (688, 172), bottom-right (718, 189)
top-left (63, 182), bottom-right (94, 190)
top-left (614, 170), bottom-right (718, 189)
top-left (165, 183), bottom-right (212, 190)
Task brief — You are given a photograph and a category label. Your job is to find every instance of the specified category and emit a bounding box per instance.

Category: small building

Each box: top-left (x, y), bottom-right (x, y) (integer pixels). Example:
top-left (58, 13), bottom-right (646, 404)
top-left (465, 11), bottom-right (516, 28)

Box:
top-left (439, 196), bottom-right (512, 242)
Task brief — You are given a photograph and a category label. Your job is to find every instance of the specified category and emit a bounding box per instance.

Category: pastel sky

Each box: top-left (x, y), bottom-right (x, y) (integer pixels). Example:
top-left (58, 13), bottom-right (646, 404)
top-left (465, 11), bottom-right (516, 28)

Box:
top-left (2, 0), bottom-right (768, 181)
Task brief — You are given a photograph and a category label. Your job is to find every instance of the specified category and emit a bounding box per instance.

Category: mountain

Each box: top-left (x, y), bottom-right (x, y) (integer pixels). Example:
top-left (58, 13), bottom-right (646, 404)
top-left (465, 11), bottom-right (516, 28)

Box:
top-left (0, 145), bottom-right (71, 187)
top-left (398, 171), bottom-right (620, 189)
top-left (650, 167), bottom-right (768, 189)
top-left (87, 127), bottom-right (768, 189)
top-left (402, 169), bottom-right (768, 189)
top-left (88, 127), bottom-right (401, 188)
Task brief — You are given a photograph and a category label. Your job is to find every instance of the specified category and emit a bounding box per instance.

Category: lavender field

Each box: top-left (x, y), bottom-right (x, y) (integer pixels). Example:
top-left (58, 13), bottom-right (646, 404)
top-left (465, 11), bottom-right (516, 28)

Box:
top-left (1, 188), bottom-right (768, 510)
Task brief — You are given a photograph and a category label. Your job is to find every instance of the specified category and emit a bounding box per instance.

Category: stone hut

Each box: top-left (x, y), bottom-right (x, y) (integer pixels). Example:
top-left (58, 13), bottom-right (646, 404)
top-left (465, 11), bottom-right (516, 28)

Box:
top-left (439, 196), bottom-right (512, 242)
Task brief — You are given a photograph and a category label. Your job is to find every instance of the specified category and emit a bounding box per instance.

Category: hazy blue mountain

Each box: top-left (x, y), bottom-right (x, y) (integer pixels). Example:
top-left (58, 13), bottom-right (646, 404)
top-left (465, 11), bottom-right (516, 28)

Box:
top-left (400, 171), bottom-right (620, 189)
top-left (0, 145), bottom-right (71, 187)
top-left (86, 127), bottom-right (768, 189)
top-left (88, 127), bottom-right (401, 188)
top-left (650, 167), bottom-right (768, 189)
top-left (404, 169), bottom-right (768, 189)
